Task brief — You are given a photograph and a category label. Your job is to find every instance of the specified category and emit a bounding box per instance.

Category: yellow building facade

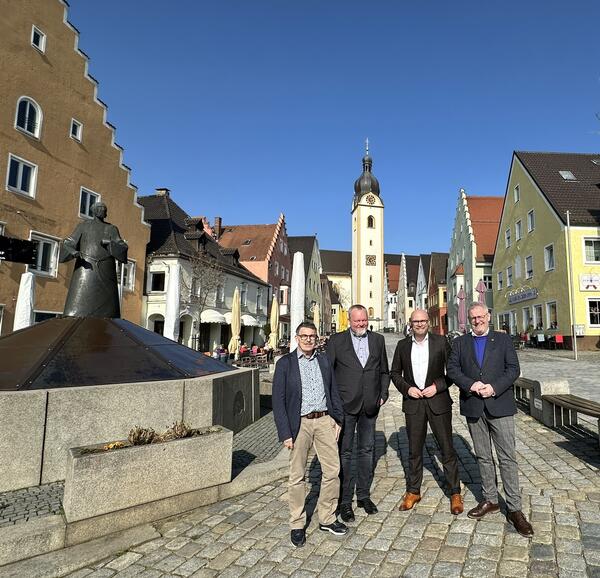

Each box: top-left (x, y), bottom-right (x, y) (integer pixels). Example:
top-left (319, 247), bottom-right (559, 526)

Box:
top-left (492, 152), bottom-right (600, 349)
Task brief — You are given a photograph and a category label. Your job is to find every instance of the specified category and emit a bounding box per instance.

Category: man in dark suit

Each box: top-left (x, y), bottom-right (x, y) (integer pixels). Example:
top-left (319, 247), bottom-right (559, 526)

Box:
top-left (390, 309), bottom-right (463, 514)
top-left (327, 304), bottom-right (390, 522)
top-left (447, 302), bottom-right (534, 537)
top-left (273, 322), bottom-right (347, 548)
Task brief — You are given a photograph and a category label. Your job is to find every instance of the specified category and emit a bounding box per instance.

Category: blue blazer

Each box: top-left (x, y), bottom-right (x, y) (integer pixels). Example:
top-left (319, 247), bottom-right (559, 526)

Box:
top-left (272, 351), bottom-right (344, 442)
top-left (446, 331), bottom-right (520, 418)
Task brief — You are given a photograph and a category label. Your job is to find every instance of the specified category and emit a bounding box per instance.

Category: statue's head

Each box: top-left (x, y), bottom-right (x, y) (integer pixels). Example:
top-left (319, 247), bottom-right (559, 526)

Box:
top-left (92, 202), bottom-right (107, 219)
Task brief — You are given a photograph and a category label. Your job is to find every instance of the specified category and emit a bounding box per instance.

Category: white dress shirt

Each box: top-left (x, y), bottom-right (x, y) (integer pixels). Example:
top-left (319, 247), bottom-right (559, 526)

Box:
top-left (411, 334), bottom-right (429, 390)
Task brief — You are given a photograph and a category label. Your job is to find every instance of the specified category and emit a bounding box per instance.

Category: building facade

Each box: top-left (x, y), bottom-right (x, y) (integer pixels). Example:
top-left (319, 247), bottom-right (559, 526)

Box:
top-left (0, 0), bottom-right (149, 334)
top-left (427, 252), bottom-right (449, 335)
top-left (492, 151), bottom-right (600, 349)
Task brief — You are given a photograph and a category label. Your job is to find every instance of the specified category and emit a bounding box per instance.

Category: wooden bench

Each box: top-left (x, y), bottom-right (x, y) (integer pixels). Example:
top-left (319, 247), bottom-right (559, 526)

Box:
top-left (542, 394), bottom-right (600, 444)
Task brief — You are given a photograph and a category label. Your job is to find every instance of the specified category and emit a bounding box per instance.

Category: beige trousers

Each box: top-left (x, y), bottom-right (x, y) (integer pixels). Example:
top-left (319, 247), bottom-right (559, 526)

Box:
top-left (288, 415), bottom-right (340, 529)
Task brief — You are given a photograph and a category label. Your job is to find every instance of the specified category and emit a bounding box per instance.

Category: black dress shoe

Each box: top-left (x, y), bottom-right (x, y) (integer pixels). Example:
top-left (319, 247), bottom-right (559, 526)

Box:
top-left (467, 500), bottom-right (500, 519)
top-left (357, 498), bottom-right (378, 515)
top-left (508, 511), bottom-right (534, 537)
top-left (319, 520), bottom-right (348, 535)
top-left (339, 503), bottom-right (355, 522)
top-left (290, 528), bottom-right (306, 547)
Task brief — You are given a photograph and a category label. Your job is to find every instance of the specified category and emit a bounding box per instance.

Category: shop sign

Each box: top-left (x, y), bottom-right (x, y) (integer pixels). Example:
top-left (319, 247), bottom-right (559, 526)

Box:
top-left (507, 287), bottom-right (538, 305)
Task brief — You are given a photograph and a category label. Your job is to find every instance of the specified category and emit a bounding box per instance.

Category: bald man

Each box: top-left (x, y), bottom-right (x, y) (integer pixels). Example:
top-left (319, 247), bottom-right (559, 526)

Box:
top-left (390, 310), bottom-right (462, 514)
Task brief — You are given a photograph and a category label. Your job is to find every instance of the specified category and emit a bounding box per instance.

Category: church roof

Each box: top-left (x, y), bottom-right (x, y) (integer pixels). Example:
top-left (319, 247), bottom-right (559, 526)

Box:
top-left (353, 151), bottom-right (380, 201)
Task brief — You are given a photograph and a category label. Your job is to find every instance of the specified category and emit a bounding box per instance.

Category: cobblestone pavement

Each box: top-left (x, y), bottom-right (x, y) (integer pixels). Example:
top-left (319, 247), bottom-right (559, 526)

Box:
top-left (63, 334), bottom-right (600, 578)
top-left (0, 482), bottom-right (63, 528)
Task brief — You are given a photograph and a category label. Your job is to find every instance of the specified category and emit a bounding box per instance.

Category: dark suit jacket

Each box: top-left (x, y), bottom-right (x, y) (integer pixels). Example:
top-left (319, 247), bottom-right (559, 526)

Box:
top-left (390, 333), bottom-right (453, 415)
top-left (272, 351), bottom-right (343, 442)
top-left (327, 330), bottom-right (390, 416)
top-left (446, 331), bottom-right (520, 418)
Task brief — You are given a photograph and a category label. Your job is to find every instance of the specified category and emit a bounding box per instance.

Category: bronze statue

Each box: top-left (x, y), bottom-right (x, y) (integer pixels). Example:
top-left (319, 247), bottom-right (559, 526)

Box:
top-left (60, 202), bottom-right (128, 318)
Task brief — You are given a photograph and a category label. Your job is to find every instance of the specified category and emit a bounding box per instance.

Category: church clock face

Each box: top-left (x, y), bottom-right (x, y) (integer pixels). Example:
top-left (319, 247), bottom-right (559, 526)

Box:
top-left (366, 255), bottom-right (376, 266)
top-left (365, 194), bottom-right (376, 205)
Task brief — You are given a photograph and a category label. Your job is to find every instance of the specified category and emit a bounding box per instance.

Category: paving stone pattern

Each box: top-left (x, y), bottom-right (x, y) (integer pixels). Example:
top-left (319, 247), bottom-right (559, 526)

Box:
top-left (62, 337), bottom-right (600, 577)
top-left (0, 481), bottom-right (63, 527)
top-left (232, 412), bottom-right (281, 476)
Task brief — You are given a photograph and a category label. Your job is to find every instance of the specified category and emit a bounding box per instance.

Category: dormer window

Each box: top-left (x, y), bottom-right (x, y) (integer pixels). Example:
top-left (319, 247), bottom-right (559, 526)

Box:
top-left (15, 97), bottom-right (42, 138)
top-left (559, 170), bottom-right (576, 181)
top-left (31, 26), bottom-right (46, 52)
top-left (242, 239), bottom-right (251, 245)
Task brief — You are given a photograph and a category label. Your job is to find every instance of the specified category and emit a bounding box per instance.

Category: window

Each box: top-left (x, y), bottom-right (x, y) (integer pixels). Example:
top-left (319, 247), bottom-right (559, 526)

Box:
top-left (241, 283), bottom-right (248, 307)
top-left (515, 220), bottom-right (522, 241)
top-left (514, 256), bottom-right (521, 279)
top-left (79, 188), bottom-right (100, 218)
top-left (505, 228), bottom-right (511, 248)
top-left (29, 233), bottom-right (58, 276)
top-left (367, 215), bottom-right (375, 228)
top-left (523, 307), bottom-right (532, 330)
top-left (507, 266), bottom-right (513, 287)
top-left (34, 311), bottom-right (60, 323)
top-left (116, 260), bottom-right (135, 292)
top-left (408, 298), bottom-right (413, 308)
top-left (369, 275), bottom-right (372, 283)
top-left (274, 261), bottom-right (279, 276)
top-left (70, 119), bottom-right (83, 141)
top-left (368, 307), bottom-right (374, 316)
top-left (216, 284), bottom-right (224, 304)
top-left (150, 272), bottom-right (165, 292)
top-left (279, 288), bottom-right (285, 303)
top-left (483, 275), bottom-right (492, 290)
top-left (281, 266), bottom-right (285, 280)
top-left (242, 239), bottom-right (251, 245)
top-left (15, 97), bottom-right (41, 137)
top-left (559, 170), bottom-right (576, 181)
top-left (286, 269), bottom-right (289, 282)
top-left (584, 239), bottom-right (600, 263)
top-left (546, 302), bottom-right (558, 329)
top-left (534, 304), bottom-right (543, 329)
top-left (257, 287), bottom-right (263, 312)
top-left (514, 185), bottom-right (520, 203)
top-left (497, 271), bottom-right (503, 290)
top-left (7, 154), bottom-right (37, 197)
top-left (527, 210), bottom-right (535, 232)
top-left (544, 244), bottom-right (555, 271)
top-left (525, 255), bottom-right (533, 279)
top-left (279, 239), bottom-right (283, 252)
top-left (588, 299), bottom-right (600, 326)
top-left (31, 26), bottom-right (46, 52)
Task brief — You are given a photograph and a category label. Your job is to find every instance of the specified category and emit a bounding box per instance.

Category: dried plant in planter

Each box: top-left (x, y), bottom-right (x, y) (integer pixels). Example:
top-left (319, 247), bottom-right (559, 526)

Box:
top-left (128, 426), bottom-right (156, 445)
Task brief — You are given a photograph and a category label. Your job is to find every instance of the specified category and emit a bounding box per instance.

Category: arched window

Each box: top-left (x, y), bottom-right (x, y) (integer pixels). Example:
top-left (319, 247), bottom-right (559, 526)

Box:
top-left (367, 215), bottom-right (375, 228)
top-left (15, 97), bottom-right (42, 137)
top-left (368, 307), bottom-right (374, 316)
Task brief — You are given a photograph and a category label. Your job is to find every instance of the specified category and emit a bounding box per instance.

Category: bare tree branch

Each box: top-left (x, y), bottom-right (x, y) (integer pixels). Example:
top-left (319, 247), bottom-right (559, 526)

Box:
top-left (180, 254), bottom-right (226, 316)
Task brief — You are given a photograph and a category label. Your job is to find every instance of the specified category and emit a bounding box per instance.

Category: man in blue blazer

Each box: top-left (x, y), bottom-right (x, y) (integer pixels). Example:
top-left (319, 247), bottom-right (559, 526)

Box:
top-left (447, 303), bottom-right (533, 537)
top-left (327, 304), bottom-right (390, 522)
top-left (273, 322), bottom-right (347, 547)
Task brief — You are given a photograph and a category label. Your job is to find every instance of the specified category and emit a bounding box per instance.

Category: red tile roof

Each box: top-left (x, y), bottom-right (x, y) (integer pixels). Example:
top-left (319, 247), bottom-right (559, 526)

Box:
top-left (387, 264), bottom-right (400, 293)
top-left (218, 223), bottom-right (278, 262)
top-left (467, 196), bottom-right (503, 262)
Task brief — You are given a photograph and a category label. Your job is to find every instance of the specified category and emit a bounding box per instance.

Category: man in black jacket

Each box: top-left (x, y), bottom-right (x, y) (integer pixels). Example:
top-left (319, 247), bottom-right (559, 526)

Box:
top-left (391, 310), bottom-right (463, 514)
top-left (447, 303), bottom-right (533, 537)
top-left (327, 304), bottom-right (390, 522)
top-left (273, 322), bottom-right (347, 547)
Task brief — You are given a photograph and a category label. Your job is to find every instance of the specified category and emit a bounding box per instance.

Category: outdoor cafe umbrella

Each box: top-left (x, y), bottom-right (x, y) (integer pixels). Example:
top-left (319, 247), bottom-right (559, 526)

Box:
top-left (268, 295), bottom-right (279, 350)
top-left (475, 278), bottom-right (487, 304)
top-left (313, 302), bottom-right (320, 335)
top-left (228, 286), bottom-right (241, 359)
top-left (457, 285), bottom-right (466, 333)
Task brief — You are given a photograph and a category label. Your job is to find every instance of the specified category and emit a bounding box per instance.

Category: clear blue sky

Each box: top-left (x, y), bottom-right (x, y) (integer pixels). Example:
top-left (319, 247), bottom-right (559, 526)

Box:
top-left (67, 0), bottom-right (600, 255)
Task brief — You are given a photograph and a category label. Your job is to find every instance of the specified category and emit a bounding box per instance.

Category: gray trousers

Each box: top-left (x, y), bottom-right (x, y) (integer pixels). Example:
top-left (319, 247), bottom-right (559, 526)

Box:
top-left (467, 413), bottom-right (521, 512)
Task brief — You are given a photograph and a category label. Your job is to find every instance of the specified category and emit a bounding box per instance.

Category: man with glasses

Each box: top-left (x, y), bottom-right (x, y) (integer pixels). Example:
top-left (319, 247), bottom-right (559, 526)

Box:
top-left (390, 310), bottom-right (463, 514)
top-left (327, 304), bottom-right (390, 523)
top-left (273, 322), bottom-right (347, 547)
top-left (447, 303), bottom-right (534, 537)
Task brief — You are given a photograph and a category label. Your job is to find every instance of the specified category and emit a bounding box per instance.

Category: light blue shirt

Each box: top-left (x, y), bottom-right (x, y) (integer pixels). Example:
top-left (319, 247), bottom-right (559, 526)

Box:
top-left (297, 350), bottom-right (327, 415)
top-left (350, 330), bottom-right (369, 368)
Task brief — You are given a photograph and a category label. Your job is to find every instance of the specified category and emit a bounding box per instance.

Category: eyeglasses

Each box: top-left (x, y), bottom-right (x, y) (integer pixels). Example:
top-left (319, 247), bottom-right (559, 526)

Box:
top-left (469, 315), bottom-right (488, 322)
top-left (297, 334), bottom-right (317, 342)
top-left (411, 320), bottom-right (429, 325)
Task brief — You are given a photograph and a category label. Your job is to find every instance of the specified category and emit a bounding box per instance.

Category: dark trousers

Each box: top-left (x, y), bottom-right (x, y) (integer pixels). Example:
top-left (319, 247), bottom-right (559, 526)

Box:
top-left (405, 402), bottom-right (460, 495)
top-left (339, 410), bottom-right (377, 504)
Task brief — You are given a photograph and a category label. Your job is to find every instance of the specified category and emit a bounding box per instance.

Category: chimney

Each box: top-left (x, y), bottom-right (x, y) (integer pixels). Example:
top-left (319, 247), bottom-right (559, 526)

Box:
top-left (214, 216), bottom-right (222, 239)
top-left (155, 187), bottom-right (170, 197)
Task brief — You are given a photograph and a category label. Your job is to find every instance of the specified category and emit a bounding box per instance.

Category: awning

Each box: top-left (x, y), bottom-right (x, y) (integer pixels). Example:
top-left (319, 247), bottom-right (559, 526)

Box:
top-left (241, 314), bottom-right (260, 327)
top-left (200, 309), bottom-right (226, 324)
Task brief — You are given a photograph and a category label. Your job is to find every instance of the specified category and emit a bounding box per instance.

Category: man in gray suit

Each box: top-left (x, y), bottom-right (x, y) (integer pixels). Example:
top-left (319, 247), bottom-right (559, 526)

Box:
top-left (327, 304), bottom-right (390, 523)
top-left (447, 302), bottom-right (533, 537)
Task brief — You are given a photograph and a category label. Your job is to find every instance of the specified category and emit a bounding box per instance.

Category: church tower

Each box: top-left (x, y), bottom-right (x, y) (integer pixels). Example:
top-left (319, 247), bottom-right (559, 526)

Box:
top-left (351, 141), bottom-right (384, 328)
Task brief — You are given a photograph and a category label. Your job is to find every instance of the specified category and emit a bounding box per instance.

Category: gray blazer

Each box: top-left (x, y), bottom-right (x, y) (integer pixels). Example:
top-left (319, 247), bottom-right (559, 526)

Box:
top-left (447, 331), bottom-right (520, 418)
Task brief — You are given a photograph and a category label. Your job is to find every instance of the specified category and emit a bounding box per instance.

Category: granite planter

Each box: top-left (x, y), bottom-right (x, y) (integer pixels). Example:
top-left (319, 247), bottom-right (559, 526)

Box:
top-left (62, 426), bottom-right (233, 522)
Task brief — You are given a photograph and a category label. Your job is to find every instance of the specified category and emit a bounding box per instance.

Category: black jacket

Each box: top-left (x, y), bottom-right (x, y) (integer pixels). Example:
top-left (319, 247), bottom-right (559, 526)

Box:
top-left (446, 331), bottom-right (520, 418)
top-left (390, 333), bottom-right (453, 415)
top-left (272, 351), bottom-right (343, 442)
top-left (327, 330), bottom-right (390, 416)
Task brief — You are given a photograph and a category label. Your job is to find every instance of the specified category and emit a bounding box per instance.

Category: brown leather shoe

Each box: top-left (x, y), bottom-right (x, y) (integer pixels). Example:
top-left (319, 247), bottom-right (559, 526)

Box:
top-left (398, 492), bottom-right (421, 511)
top-left (508, 510), bottom-right (534, 537)
top-left (450, 493), bottom-right (464, 515)
top-left (467, 500), bottom-right (500, 519)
